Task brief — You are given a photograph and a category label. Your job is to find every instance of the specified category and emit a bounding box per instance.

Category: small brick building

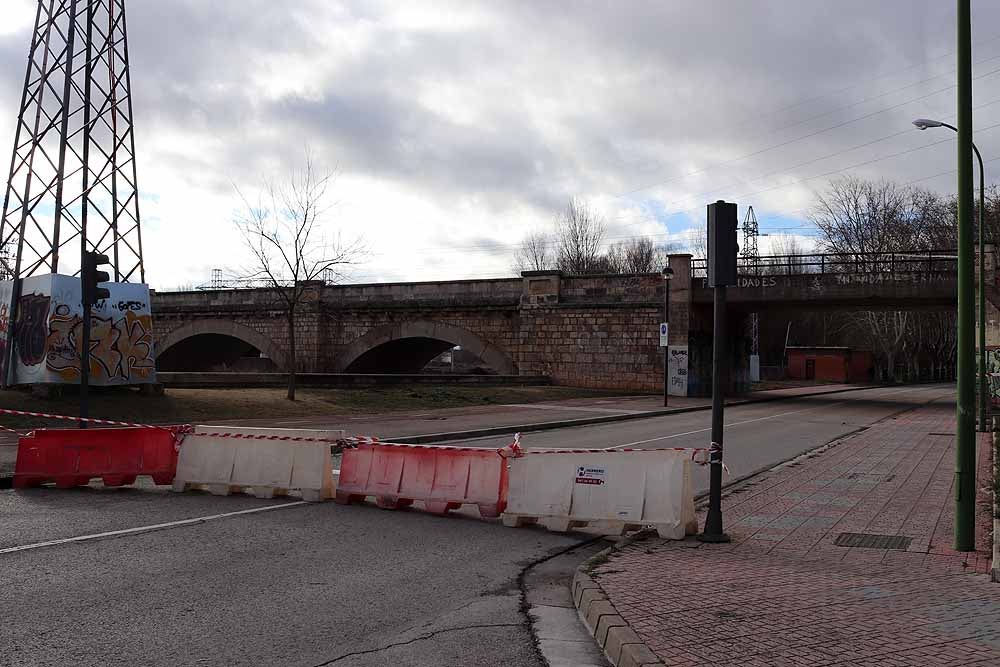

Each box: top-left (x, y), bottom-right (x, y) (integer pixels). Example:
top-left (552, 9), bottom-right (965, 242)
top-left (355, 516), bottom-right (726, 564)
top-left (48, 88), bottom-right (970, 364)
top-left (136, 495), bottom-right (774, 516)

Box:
top-left (786, 346), bottom-right (873, 383)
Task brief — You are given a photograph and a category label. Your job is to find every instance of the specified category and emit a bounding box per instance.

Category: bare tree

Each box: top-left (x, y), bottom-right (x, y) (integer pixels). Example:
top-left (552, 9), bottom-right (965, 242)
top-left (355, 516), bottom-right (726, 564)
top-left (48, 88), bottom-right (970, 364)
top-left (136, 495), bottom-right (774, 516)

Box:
top-left (604, 237), bottom-right (676, 273)
top-left (689, 226), bottom-right (708, 258)
top-left (235, 153), bottom-right (364, 400)
top-left (513, 231), bottom-right (554, 273)
top-left (766, 233), bottom-right (810, 274)
top-left (556, 198), bottom-right (606, 273)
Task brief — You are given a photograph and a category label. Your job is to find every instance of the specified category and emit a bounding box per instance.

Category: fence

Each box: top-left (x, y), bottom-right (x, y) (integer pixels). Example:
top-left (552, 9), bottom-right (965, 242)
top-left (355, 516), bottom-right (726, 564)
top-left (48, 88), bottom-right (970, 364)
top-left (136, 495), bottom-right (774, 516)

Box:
top-left (690, 249), bottom-right (957, 279)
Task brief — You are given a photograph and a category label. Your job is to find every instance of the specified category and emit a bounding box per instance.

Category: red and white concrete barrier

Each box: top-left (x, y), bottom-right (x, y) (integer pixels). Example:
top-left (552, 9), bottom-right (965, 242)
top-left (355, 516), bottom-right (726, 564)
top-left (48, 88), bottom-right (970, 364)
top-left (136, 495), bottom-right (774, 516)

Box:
top-left (335, 441), bottom-right (508, 518)
top-left (172, 426), bottom-right (343, 501)
top-left (13, 426), bottom-right (183, 488)
top-left (502, 447), bottom-right (698, 539)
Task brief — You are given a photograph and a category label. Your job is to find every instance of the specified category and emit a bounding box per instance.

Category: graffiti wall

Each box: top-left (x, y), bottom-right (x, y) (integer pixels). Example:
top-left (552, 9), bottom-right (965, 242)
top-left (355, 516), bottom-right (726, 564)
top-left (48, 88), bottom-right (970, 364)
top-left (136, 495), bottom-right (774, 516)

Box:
top-left (668, 345), bottom-right (689, 397)
top-left (2, 274), bottom-right (156, 386)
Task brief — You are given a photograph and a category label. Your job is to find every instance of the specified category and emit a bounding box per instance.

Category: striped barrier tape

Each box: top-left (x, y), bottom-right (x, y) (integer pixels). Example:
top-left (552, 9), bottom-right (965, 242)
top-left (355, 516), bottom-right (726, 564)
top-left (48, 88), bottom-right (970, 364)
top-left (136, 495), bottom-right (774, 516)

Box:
top-left (186, 430), bottom-right (371, 447)
top-left (0, 407), bottom-right (166, 430)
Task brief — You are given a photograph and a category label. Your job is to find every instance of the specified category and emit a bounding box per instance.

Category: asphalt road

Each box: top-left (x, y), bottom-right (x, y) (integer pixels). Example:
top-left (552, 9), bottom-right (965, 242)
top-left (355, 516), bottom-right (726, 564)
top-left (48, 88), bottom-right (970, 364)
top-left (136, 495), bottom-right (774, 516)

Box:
top-left (0, 383), bottom-right (953, 666)
top-left (431, 383), bottom-right (956, 495)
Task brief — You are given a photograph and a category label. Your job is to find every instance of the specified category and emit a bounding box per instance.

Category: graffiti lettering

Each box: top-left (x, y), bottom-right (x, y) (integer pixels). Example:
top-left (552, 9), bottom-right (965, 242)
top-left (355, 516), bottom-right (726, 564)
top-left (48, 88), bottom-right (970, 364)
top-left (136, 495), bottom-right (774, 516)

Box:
top-left (736, 276), bottom-right (778, 289)
top-left (44, 304), bottom-right (154, 382)
top-left (114, 311), bottom-right (155, 378)
top-left (115, 300), bottom-right (146, 312)
top-left (15, 293), bottom-right (50, 366)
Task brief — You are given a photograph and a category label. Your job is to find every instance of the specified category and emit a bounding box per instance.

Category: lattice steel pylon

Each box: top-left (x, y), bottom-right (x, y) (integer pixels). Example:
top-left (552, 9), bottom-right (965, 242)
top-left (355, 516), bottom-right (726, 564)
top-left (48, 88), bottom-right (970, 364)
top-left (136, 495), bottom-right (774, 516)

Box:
top-left (0, 0), bottom-right (144, 283)
top-left (742, 205), bottom-right (760, 357)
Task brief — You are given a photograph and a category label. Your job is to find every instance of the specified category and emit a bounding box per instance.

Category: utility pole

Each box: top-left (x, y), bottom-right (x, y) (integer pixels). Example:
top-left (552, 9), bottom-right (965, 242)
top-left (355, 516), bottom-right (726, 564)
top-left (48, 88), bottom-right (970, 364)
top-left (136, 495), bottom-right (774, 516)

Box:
top-left (955, 0), bottom-right (976, 552)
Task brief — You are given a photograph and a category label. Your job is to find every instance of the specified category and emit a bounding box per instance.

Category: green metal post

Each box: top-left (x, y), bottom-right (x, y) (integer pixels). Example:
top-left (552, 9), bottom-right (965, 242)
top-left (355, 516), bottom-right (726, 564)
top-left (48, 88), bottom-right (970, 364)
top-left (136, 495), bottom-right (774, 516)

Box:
top-left (955, 0), bottom-right (976, 552)
top-left (977, 146), bottom-right (987, 432)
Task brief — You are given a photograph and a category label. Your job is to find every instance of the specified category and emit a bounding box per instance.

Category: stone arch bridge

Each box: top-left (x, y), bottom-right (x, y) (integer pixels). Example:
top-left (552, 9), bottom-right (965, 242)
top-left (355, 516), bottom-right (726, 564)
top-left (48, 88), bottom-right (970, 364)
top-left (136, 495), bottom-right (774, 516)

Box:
top-left (152, 252), bottom-right (965, 394)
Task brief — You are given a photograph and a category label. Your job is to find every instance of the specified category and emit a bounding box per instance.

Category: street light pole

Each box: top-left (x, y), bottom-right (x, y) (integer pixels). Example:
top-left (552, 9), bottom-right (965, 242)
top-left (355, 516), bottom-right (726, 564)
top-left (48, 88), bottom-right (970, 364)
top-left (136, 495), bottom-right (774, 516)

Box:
top-left (955, 0), bottom-right (976, 552)
top-left (913, 118), bottom-right (988, 431)
top-left (662, 265), bottom-right (674, 407)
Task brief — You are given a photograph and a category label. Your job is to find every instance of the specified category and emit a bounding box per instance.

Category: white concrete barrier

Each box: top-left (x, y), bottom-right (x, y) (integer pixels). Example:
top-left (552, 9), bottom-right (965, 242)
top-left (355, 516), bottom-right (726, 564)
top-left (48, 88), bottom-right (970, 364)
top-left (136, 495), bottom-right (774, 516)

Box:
top-left (173, 426), bottom-right (343, 502)
top-left (502, 448), bottom-right (697, 539)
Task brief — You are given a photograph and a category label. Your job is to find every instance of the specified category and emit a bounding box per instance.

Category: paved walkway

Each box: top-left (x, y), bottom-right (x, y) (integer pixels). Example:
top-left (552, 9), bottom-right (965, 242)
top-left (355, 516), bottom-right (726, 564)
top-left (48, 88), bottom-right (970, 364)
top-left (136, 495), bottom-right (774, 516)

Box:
top-left (593, 401), bottom-right (997, 666)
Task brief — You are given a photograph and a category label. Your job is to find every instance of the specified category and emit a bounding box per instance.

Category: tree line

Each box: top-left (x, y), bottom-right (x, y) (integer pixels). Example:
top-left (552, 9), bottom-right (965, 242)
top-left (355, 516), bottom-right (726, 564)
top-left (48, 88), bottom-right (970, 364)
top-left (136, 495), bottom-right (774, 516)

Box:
top-left (781, 176), bottom-right (999, 382)
top-left (513, 198), bottom-right (677, 274)
top-left (518, 177), bottom-right (1000, 383)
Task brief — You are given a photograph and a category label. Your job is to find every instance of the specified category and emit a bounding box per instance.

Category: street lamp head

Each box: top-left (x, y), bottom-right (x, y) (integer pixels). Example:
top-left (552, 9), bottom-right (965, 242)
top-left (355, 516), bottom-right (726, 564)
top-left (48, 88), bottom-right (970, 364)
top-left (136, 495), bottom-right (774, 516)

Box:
top-left (913, 118), bottom-right (944, 130)
top-left (661, 266), bottom-right (674, 280)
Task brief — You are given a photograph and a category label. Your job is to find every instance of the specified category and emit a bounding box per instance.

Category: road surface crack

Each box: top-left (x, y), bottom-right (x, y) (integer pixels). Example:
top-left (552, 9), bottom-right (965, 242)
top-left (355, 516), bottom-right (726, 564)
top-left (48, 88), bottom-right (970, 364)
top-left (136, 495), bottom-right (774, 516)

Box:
top-left (310, 623), bottom-right (522, 665)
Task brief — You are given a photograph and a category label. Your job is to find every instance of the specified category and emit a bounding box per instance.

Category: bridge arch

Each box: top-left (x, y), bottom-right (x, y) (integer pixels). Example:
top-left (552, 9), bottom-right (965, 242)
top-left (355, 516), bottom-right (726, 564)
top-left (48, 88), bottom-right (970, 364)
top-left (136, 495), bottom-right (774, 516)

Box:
top-left (334, 320), bottom-right (515, 375)
top-left (156, 319), bottom-right (288, 371)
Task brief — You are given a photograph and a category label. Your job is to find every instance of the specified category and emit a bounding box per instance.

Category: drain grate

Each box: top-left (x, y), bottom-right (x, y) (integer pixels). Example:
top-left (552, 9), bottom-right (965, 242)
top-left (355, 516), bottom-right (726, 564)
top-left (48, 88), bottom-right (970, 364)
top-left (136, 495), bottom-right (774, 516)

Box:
top-left (834, 532), bottom-right (912, 550)
top-left (844, 473), bottom-right (895, 482)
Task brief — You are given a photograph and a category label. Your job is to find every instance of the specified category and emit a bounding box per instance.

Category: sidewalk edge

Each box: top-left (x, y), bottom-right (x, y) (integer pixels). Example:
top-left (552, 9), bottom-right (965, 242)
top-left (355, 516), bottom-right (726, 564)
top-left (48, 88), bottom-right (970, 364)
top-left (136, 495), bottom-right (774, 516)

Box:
top-left (571, 532), bottom-right (665, 667)
top-left (391, 383), bottom-right (883, 445)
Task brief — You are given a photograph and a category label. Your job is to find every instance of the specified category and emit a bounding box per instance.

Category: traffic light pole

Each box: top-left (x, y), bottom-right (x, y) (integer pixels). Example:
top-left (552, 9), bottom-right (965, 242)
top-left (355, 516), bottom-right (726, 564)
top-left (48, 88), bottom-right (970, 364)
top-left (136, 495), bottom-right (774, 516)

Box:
top-left (79, 298), bottom-right (90, 429)
top-left (79, 251), bottom-right (110, 429)
top-left (699, 200), bottom-right (735, 544)
top-left (699, 283), bottom-right (730, 543)
top-left (663, 281), bottom-right (670, 407)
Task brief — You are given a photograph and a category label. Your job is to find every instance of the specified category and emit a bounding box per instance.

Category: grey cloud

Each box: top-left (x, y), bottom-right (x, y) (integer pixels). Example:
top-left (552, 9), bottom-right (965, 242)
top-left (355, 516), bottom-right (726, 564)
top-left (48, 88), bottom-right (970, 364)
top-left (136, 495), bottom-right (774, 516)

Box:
top-left (2, 0), bottom-right (1000, 285)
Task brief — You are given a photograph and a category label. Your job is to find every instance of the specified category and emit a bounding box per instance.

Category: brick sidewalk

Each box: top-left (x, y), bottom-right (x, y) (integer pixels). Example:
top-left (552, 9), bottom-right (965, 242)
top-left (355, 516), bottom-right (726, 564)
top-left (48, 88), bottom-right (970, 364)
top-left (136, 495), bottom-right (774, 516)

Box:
top-left (593, 402), bottom-right (997, 666)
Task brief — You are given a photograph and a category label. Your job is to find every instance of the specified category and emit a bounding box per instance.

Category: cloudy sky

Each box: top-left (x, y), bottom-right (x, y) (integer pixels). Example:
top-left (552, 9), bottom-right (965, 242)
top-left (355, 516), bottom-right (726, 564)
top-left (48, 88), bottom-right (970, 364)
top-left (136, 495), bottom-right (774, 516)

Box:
top-left (2, 0), bottom-right (1000, 289)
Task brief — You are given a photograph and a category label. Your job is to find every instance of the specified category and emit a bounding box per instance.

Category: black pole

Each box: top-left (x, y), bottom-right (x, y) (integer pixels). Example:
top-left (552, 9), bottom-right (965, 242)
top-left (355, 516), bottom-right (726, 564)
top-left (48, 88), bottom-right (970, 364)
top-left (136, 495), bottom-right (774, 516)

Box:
top-left (700, 283), bottom-right (730, 542)
top-left (80, 300), bottom-right (90, 429)
top-left (663, 279), bottom-right (670, 407)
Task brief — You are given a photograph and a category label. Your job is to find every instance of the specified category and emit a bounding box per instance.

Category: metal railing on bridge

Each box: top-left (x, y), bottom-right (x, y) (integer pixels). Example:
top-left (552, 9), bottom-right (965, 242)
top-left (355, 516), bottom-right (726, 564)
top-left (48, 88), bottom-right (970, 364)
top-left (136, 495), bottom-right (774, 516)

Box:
top-left (690, 249), bottom-right (957, 279)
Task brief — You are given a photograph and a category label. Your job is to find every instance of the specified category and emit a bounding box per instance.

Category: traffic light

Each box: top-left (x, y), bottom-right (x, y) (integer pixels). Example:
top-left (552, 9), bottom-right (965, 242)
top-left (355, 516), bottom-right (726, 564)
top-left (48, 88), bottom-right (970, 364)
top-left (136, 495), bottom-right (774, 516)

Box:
top-left (82, 251), bottom-right (111, 305)
top-left (707, 200), bottom-right (738, 287)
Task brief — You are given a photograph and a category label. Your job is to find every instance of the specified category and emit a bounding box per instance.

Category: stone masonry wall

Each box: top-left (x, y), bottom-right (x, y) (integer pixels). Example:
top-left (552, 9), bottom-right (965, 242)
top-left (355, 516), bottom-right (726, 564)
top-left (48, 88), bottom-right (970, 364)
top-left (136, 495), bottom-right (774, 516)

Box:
top-left (152, 261), bottom-right (697, 392)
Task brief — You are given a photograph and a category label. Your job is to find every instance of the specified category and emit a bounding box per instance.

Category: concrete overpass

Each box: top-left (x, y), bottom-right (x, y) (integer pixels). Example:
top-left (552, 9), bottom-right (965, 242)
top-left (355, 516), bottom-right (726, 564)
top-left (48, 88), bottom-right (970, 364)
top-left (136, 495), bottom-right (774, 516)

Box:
top-left (152, 251), bottom-right (962, 395)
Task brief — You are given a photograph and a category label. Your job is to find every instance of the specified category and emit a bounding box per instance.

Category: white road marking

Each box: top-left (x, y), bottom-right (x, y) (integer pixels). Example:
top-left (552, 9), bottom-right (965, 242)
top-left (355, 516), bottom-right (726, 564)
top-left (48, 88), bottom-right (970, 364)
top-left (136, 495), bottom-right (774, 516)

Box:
top-left (504, 403), bottom-right (644, 415)
top-left (608, 385), bottom-right (946, 449)
top-left (0, 501), bottom-right (308, 555)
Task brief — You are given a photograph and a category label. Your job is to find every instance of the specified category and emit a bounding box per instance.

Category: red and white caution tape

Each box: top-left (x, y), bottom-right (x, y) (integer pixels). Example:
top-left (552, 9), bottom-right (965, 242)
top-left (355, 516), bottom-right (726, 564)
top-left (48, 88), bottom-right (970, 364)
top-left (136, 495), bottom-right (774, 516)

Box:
top-left (0, 424), bottom-right (27, 437)
top-left (498, 433), bottom-right (729, 474)
top-left (0, 407), bottom-right (165, 430)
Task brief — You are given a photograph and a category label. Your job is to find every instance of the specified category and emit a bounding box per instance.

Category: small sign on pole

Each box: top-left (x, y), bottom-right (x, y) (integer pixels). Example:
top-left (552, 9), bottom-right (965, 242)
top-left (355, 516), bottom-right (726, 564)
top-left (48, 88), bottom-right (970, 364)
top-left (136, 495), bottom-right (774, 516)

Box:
top-left (659, 322), bottom-right (669, 347)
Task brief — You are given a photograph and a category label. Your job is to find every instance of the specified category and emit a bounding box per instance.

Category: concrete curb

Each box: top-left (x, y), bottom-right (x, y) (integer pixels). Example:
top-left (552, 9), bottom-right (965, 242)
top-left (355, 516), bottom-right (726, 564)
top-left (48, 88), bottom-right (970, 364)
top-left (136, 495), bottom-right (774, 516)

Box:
top-left (993, 430), bottom-right (999, 584)
top-left (390, 383), bottom-right (883, 445)
top-left (571, 533), bottom-right (664, 667)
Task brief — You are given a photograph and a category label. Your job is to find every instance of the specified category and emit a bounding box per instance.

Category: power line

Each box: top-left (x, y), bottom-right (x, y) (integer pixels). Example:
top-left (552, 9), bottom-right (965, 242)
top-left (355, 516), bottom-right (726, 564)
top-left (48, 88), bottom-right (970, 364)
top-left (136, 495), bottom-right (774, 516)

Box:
top-left (629, 94), bottom-right (1000, 220)
top-left (616, 60), bottom-right (1000, 199)
top-left (614, 31), bottom-right (1000, 180)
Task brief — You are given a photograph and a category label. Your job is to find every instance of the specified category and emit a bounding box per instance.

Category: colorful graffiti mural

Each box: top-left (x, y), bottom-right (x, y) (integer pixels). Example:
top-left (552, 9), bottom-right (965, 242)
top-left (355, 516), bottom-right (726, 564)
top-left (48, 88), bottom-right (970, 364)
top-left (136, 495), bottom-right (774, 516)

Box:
top-left (44, 305), bottom-right (154, 382)
top-left (2, 274), bottom-right (156, 386)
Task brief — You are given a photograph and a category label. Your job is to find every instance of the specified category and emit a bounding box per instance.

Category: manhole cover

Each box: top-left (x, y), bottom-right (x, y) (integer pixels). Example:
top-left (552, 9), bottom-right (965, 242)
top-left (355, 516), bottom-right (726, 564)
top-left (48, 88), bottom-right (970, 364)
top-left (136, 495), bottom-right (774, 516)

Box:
top-left (834, 533), bottom-right (912, 550)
